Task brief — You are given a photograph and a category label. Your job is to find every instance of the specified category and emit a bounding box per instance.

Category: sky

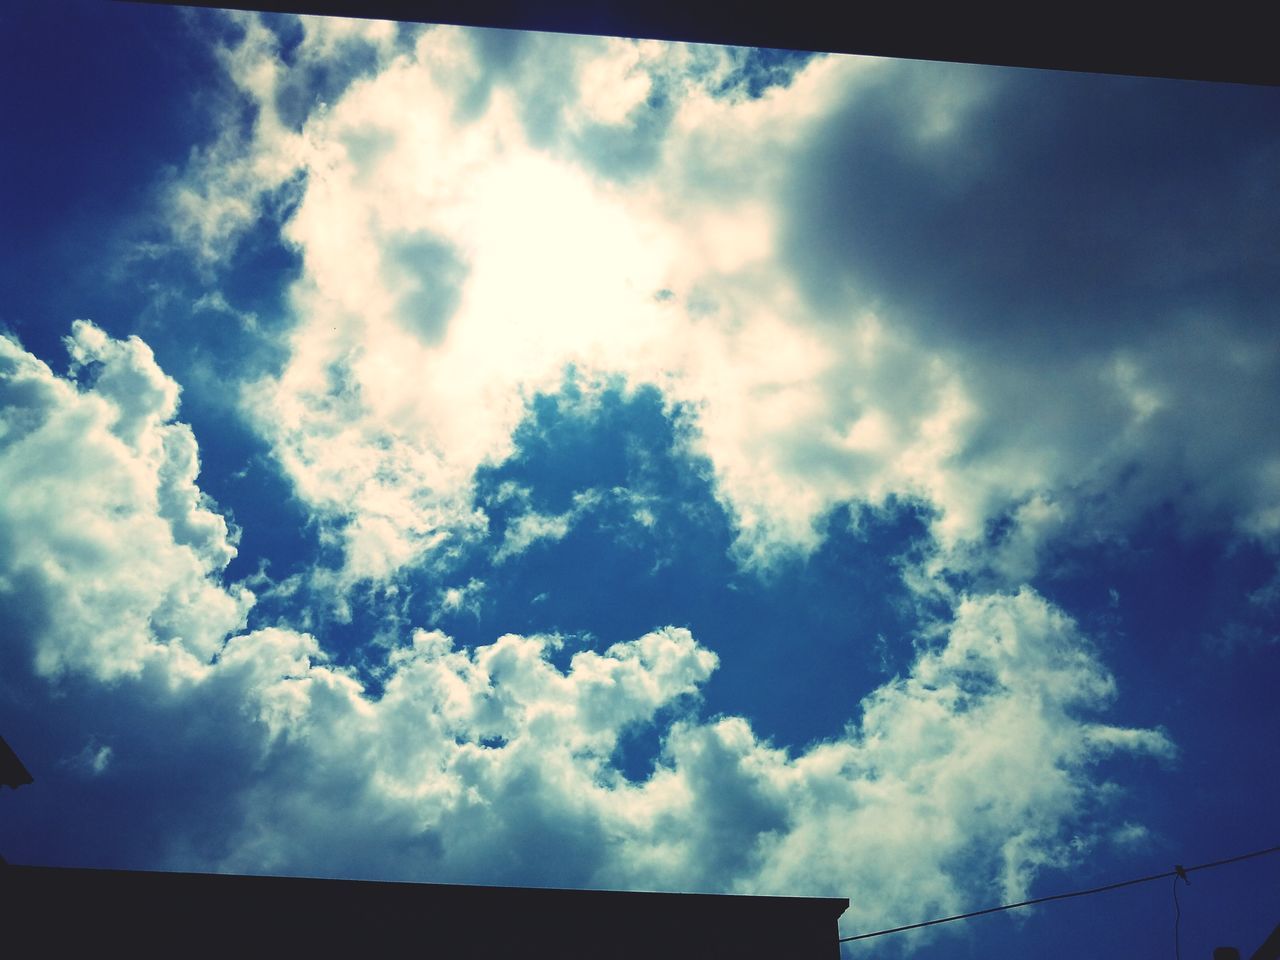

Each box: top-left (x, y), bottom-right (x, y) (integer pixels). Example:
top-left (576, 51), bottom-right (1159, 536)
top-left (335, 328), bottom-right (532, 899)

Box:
top-left (1, 2), bottom-right (1278, 955)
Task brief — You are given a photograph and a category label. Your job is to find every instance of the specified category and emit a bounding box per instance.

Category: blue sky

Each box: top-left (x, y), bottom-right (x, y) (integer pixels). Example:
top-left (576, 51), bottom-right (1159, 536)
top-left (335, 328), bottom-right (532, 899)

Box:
top-left (2, 2), bottom-right (1278, 955)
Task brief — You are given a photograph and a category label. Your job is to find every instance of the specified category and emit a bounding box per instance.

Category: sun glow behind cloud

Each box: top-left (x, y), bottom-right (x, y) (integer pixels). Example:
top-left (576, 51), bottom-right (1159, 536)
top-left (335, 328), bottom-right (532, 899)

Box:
top-left (187, 20), bottom-right (987, 579)
top-left (2, 5), bottom-right (1279, 956)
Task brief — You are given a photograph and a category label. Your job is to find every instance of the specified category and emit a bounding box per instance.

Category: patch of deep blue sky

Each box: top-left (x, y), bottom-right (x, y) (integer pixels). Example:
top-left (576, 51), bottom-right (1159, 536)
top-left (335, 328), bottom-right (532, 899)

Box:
top-left (276, 373), bottom-right (935, 763)
top-left (2, 2), bottom-right (216, 361)
top-left (453, 379), bottom-right (931, 752)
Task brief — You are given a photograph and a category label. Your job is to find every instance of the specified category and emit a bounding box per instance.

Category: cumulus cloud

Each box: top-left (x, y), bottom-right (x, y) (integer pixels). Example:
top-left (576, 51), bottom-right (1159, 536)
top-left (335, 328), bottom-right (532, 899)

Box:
top-left (734, 590), bottom-right (1174, 929)
top-left (0, 321), bottom-right (250, 681)
top-left (162, 19), bottom-right (927, 580)
top-left (11, 18), bottom-right (1280, 960)
top-left (1, 326), bottom-right (1168, 936)
top-left (212, 624), bottom-right (721, 883)
top-left (13, 14), bottom-right (1265, 947)
top-left (124, 590), bottom-right (1180, 939)
top-left (165, 14), bottom-right (1280, 594)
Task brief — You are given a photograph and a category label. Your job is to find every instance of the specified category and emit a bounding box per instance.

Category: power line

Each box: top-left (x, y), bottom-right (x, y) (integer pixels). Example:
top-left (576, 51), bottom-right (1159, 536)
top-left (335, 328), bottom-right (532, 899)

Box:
top-left (839, 842), bottom-right (1280, 944)
top-left (1173, 873), bottom-right (1186, 960)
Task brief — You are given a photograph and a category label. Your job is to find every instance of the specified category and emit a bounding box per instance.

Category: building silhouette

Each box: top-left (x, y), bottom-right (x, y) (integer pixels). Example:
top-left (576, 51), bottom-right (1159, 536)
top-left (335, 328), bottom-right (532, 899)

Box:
top-left (1, 864), bottom-right (848, 957)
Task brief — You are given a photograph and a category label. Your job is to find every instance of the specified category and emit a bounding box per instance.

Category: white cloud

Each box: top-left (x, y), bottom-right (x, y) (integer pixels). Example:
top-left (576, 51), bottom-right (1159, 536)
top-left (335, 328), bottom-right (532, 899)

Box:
top-left (738, 589), bottom-right (1174, 931)
top-left (435, 577), bottom-right (486, 618)
top-left (494, 509), bottom-right (574, 562)
top-left (33, 567), bottom-right (1151, 927)
top-left (164, 21), bottom-right (944, 580)
top-left (62, 739), bottom-right (114, 778)
top-left (575, 38), bottom-right (653, 126)
top-left (164, 11), bottom-right (408, 271)
top-left (0, 328), bottom-right (1171, 933)
top-left (179, 589), bottom-right (1172, 935)
top-left (492, 488), bottom-right (604, 563)
top-left (1109, 822), bottom-right (1152, 849)
top-left (169, 16), bottom-right (1280, 596)
top-left (15, 0), bottom-right (1269, 915)
top-left (31, 18), bottom-right (1268, 940)
top-left (174, 624), bottom-right (725, 883)
top-left (0, 322), bottom-right (251, 681)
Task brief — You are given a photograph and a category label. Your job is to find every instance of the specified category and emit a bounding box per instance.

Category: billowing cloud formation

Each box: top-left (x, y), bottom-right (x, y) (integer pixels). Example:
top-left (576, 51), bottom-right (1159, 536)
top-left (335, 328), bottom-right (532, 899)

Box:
top-left (169, 17), bottom-right (940, 578)
top-left (0, 326), bottom-right (1169, 941)
top-left (746, 590), bottom-right (1174, 923)
top-left (170, 14), bottom-right (1280, 590)
top-left (12, 10), bottom-right (1280, 958)
top-left (0, 321), bottom-right (250, 681)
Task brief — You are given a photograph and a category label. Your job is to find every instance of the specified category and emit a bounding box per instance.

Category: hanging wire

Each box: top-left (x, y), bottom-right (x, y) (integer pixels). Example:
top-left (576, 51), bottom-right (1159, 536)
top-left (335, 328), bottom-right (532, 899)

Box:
top-left (1174, 863), bottom-right (1191, 960)
top-left (839, 842), bottom-right (1280, 944)
top-left (1173, 874), bottom-right (1183, 960)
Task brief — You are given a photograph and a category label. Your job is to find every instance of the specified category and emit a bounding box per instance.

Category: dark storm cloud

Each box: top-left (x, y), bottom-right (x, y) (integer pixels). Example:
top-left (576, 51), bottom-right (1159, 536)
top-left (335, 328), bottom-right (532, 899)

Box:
top-left (783, 62), bottom-right (1280, 359)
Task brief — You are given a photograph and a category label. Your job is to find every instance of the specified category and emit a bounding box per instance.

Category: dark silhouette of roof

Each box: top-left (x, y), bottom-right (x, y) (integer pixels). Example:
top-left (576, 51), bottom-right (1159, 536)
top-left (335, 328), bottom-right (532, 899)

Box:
top-left (0, 736), bottom-right (32, 790)
top-left (1251, 922), bottom-right (1280, 960)
top-left (131, 0), bottom-right (1280, 87)
top-left (0, 865), bottom-right (848, 957)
